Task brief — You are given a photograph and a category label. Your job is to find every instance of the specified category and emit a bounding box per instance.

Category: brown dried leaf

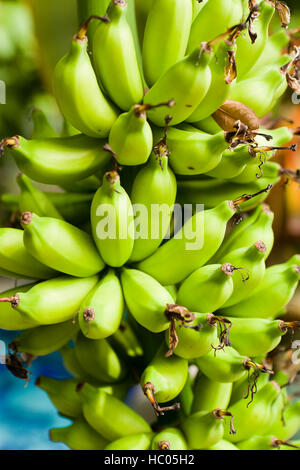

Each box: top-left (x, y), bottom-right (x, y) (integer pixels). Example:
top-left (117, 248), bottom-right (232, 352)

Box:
top-left (225, 50), bottom-right (237, 84)
top-left (275, 1), bottom-right (291, 29)
top-left (212, 100), bottom-right (259, 132)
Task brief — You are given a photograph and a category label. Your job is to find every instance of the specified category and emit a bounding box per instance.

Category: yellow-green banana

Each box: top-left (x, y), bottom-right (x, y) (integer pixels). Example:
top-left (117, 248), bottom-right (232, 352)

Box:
top-left (142, 0), bottom-right (193, 86)
top-left (36, 376), bottom-right (82, 418)
top-left (151, 428), bottom-right (188, 450)
top-left (90, 171), bottom-right (134, 267)
top-left (192, 373), bottom-right (233, 413)
top-left (78, 269), bottom-right (124, 340)
top-left (53, 22), bottom-right (118, 138)
top-left (105, 433), bottom-right (152, 450)
top-left (50, 419), bottom-right (108, 450)
top-left (0, 283), bottom-right (37, 330)
top-left (21, 212), bottom-right (105, 277)
top-left (93, 0), bottom-right (144, 110)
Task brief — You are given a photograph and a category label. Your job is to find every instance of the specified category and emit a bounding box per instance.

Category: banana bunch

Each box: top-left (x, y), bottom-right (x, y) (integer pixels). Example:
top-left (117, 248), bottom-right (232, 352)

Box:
top-left (0, 0), bottom-right (300, 451)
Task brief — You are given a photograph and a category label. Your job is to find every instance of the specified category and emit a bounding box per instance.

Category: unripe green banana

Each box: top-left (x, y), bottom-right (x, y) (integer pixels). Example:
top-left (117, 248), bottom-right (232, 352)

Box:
top-left (36, 377), bottom-right (82, 418)
top-left (137, 200), bottom-right (236, 285)
top-left (271, 401), bottom-right (300, 441)
top-left (0, 228), bottom-right (57, 280)
top-left (212, 204), bottom-right (274, 262)
top-left (50, 419), bottom-right (108, 450)
top-left (108, 105), bottom-right (153, 166)
top-left (192, 373), bottom-right (232, 413)
top-left (230, 370), bottom-right (270, 405)
top-left (105, 433), bottom-right (152, 450)
top-left (221, 263), bottom-right (300, 319)
top-left (177, 263), bottom-right (235, 313)
top-left (21, 212), bottom-right (105, 277)
top-left (93, 0), bottom-right (144, 110)
top-left (224, 382), bottom-right (281, 443)
top-left (144, 47), bottom-right (211, 126)
top-left (208, 440), bottom-right (239, 450)
top-left (129, 151), bottom-right (177, 262)
top-left (142, 0), bottom-right (193, 86)
top-left (187, 0), bottom-right (245, 52)
top-left (192, 0), bottom-right (207, 20)
top-left (197, 346), bottom-right (256, 383)
top-left (31, 109), bottom-right (58, 139)
top-left (11, 319), bottom-right (79, 356)
top-left (182, 408), bottom-right (235, 450)
top-left (2, 135), bottom-right (111, 184)
top-left (78, 269), bottom-right (123, 340)
top-left (224, 317), bottom-right (297, 357)
top-left (91, 171), bottom-right (134, 268)
top-left (164, 125), bottom-right (228, 175)
top-left (237, 435), bottom-right (300, 451)
top-left (151, 428), bottom-right (188, 450)
top-left (134, 0), bottom-right (153, 45)
top-left (120, 268), bottom-right (173, 333)
top-left (165, 285), bottom-right (177, 302)
top-left (219, 241), bottom-right (266, 307)
top-left (141, 344), bottom-right (188, 410)
top-left (77, 382), bottom-right (151, 441)
top-left (0, 283), bottom-right (37, 330)
top-left (74, 332), bottom-right (126, 383)
top-left (59, 175), bottom-right (100, 193)
top-left (206, 145), bottom-right (253, 180)
top-left (17, 174), bottom-right (63, 220)
top-left (0, 275), bottom-right (99, 325)
top-left (53, 24), bottom-right (118, 138)
top-left (59, 343), bottom-right (98, 381)
top-left (234, 1), bottom-right (275, 79)
top-left (177, 165), bottom-right (280, 211)
top-left (229, 68), bottom-right (286, 118)
top-left (187, 42), bottom-right (235, 123)
top-left (193, 115), bottom-right (223, 134)
top-left (110, 322), bottom-right (144, 358)
top-left (179, 373), bottom-right (194, 417)
top-left (164, 313), bottom-right (218, 360)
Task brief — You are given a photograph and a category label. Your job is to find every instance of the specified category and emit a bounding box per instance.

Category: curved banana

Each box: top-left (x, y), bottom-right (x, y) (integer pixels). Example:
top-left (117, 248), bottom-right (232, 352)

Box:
top-left (93, 0), bottom-right (144, 110)
top-left (142, 0), bottom-right (193, 86)
top-left (192, 373), bottom-right (233, 413)
top-left (0, 283), bottom-right (37, 330)
top-left (50, 419), bottom-right (108, 450)
top-left (36, 376), bottom-right (83, 418)
top-left (1, 134), bottom-right (111, 184)
top-left (151, 428), bottom-right (188, 450)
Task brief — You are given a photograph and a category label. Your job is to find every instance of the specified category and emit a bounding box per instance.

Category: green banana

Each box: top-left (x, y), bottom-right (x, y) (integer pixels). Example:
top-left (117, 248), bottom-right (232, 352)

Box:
top-left (11, 319), bottom-right (79, 356)
top-left (21, 212), bottom-right (105, 277)
top-left (110, 318), bottom-right (143, 357)
top-left (59, 343), bottom-right (98, 381)
top-left (59, 175), bottom-right (100, 193)
top-left (142, 0), bottom-right (193, 86)
top-left (53, 21), bottom-right (118, 138)
top-left (0, 283), bottom-right (37, 330)
top-left (50, 419), bottom-right (108, 450)
top-left (187, 0), bottom-right (245, 51)
top-left (77, 382), bottom-right (151, 441)
top-left (141, 344), bottom-right (188, 410)
top-left (17, 174), bottom-right (63, 220)
top-left (187, 42), bottom-right (235, 123)
top-left (1, 134), bottom-right (111, 184)
top-left (196, 346), bottom-right (269, 383)
top-left (230, 369), bottom-right (270, 405)
top-left (206, 144), bottom-right (254, 180)
top-left (192, 0), bottom-right (207, 20)
top-left (164, 125), bottom-right (228, 175)
top-left (208, 440), bottom-right (239, 450)
top-left (271, 401), bottom-right (300, 441)
top-left (151, 428), bottom-right (188, 451)
top-left (192, 373), bottom-right (233, 413)
top-left (144, 47), bottom-right (212, 126)
top-left (31, 108), bottom-right (58, 139)
top-left (234, 1), bottom-right (275, 79)
top-left (212, 204), bottom-right (274, 261)
top-left (91, 171), bottom-right (134, 268)
top-left (193, 115), bottom-right (223, 134)
top-left (229, 68), bottom-right (286, 118)
top-left (36, 377), bottom-right (82, 418)
top-left (177, 164), bottom-right (280, 211)
top-left (134, 0), bottom-right (153, 46)
top-left (221, 262), bottom-right (300, 319)
top-left (237, 435), bottom-right (300, 451)
top-left (74, 332), bottom-right (126, 383)
top-left (224, 382), bottom-right (281, 443)
top-left (105, 433), bottom-right (152, 450)
top-left (224, 317), bottom-right (298, 357)
top-left (179, 373), bottom-right (194, 417)
top-left (182, 408), bottom-right (235, 450)
top-left (120, 268), bottom-right (173, 333)
top-left (164, 312), bottom-right (218, 359)
top-left (129, 150), bottom-right (177, 262)
top-left (177, 263), bottom-right (235, 313)
top-left (93, 0), bottom-right (144, 110)
top-left (0, 275), bottom-right (99, 325)
top-left (0, 228), bottom-right (57, 280)
top-left (219, 241), bottom-right (266, 307)
top-left (108, 104), bottom-right (153, 166)
top-left (78, 269), bottom-right (123, 340)
top-left (137, 200), bottom-right (236, 285)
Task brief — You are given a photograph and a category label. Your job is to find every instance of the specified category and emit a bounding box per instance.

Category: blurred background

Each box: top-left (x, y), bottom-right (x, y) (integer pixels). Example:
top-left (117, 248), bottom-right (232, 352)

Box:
top-left (0, 0), bottom-right (299, 450)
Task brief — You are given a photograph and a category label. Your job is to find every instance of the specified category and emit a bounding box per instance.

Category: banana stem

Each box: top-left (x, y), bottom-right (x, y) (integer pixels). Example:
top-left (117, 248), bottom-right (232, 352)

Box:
top-left (158, 441), bottom-right (170, 450)
top-left (143, 382), bottom-right (180, 416)
top-left (77, 0), bottom-right (111, 40)
top-left (0, 294), bottom-right (20, 308)
top-left (233, 184), bottom-right (273, 207)
top-left (213, 409), bottom-right (236, 435)
top-left (77, 15), bottom-right (110, 40)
